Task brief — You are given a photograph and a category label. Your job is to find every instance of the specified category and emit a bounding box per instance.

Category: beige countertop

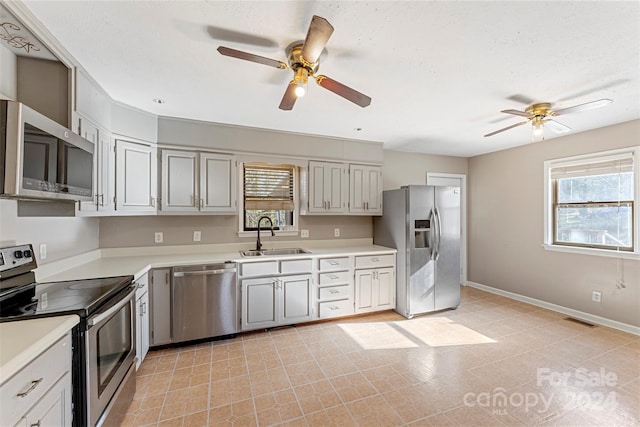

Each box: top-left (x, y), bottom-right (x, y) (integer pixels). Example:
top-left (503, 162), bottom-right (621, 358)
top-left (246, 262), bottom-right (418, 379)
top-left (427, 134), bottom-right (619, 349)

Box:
top-left (37, 241), bottom-right (396, 283)
top-left (0, 315), bottom-right (79, 384)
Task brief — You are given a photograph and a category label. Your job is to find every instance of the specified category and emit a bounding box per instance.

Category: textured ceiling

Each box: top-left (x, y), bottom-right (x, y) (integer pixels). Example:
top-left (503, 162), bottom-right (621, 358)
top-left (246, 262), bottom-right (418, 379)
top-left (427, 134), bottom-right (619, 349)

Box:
top-left (18, 1), bottom-right (640, 157)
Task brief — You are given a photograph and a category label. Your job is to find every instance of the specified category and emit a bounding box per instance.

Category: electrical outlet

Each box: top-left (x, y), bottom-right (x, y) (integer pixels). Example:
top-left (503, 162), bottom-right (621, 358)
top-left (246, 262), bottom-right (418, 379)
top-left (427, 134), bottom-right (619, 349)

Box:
top-left (592, 290), bottom-right (602, 303)
top-left (154, 232), bottom-right (163, 244)
top-left (301, 229), bottom-right (309, 238)
top-left (193, 231), bottom-right (201, 242)
top-left (334, 228), bottom-right (340, 237)
top-left (39, 243), bottom-right (47, 260)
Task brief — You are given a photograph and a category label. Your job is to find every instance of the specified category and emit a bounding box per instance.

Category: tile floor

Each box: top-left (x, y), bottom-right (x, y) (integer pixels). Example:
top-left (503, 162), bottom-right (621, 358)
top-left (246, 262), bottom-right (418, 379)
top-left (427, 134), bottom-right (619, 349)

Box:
top-left (121, 287), bottom-right (640, 426)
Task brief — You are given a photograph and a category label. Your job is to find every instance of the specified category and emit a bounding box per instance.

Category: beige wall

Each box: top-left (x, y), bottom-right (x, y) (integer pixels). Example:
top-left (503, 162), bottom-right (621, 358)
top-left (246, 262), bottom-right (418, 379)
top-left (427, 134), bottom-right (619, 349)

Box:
top-left (0, 200), bottom-right (99, 264)
top-left (468, 119), bottom-right (640, 327)
top-left (99, 215), bottom-right (372, 248)
top-left (382, 150), bottom-right (468, 190)
top-left (17, 56), bottom-right (69, 127)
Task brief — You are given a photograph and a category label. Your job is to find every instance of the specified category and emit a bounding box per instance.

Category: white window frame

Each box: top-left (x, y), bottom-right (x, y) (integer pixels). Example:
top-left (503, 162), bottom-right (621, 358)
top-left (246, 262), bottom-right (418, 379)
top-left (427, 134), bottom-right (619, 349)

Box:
top-left (237, 162), bottom-right (300, 238)
top-left (543, 146), bottom-right (639, 259)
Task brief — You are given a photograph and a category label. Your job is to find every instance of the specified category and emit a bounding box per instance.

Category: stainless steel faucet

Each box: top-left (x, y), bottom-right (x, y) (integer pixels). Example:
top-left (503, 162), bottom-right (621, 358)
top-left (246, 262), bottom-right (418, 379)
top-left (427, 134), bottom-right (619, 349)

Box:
top-left (256, 216), bottom-right (275, 251)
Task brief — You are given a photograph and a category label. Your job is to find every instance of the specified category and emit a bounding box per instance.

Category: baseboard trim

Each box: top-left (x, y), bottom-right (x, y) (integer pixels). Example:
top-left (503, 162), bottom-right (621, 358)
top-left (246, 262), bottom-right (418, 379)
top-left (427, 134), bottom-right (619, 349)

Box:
top-left (466, 281), bottom-right (640, 336)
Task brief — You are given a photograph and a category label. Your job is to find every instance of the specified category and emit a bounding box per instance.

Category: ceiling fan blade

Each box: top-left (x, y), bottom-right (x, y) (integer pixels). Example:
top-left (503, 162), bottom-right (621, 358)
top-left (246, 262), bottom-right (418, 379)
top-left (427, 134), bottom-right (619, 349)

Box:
top-left (300, 16), bottom-right (334, 64)
top-left (544, 119), bottom-right (571, 134)
top-left (315, 75), bottom-right (371, 108)
top-left (483, 120), bottom-right (529, 137)
top-left (551, 99), bottom-right (612, 116)
top-left (279, 81), bottom-right (298, 111)
top-left (217, 46), bottom-right (287, 69)
top-left (501, 109), bottom-right (532, 118)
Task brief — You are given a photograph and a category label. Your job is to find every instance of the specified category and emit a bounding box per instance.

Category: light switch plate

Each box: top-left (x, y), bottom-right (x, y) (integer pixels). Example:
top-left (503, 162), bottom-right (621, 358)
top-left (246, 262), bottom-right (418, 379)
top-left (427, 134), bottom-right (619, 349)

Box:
top-left (154, 232), bottom-right (163, 243)
top-left (301, 229), bottom-right (309, 238)
top-left (193, 231), bottom-right (201, 242)
top-left (334, 228), bottom-right (340, 237)
top-left (39, 243), bottom-right (47, 260)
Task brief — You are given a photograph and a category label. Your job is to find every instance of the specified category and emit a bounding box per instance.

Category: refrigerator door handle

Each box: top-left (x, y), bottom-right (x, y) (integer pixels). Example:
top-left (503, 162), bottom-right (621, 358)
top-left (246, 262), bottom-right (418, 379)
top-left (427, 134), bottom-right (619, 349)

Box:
top-left (434, 207), bottom-right (442, 261)
top-left (429, 208), bottom-right (436, 260)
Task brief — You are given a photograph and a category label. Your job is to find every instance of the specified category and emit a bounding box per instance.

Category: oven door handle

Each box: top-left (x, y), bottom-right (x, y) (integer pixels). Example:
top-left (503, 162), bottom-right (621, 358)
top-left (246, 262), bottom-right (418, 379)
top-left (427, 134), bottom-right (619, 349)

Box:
top-left (88, 287), bottom-right (136, 327)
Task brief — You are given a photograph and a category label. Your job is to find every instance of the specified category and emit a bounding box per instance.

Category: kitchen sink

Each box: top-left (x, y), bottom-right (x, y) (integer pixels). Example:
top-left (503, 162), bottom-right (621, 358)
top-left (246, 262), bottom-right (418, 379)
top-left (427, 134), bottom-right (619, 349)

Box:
top-left (240, 248), bottom-right (310, 257)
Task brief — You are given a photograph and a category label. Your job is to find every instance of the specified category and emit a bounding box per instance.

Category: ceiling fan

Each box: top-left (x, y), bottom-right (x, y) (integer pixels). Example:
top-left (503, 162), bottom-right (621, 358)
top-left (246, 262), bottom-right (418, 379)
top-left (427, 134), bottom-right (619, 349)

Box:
top-left (217, 15), bottom-right (371, 111)
top-left (484, 99), bottom-right (612, 139)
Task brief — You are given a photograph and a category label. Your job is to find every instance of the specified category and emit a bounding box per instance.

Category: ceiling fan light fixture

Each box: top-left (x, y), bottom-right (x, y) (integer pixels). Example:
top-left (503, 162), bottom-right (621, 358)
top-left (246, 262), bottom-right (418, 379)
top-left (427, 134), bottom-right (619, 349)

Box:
top-left (532, 117), bottom-right (544, 141)
top-left (293, 68), bottom-right (308, 98)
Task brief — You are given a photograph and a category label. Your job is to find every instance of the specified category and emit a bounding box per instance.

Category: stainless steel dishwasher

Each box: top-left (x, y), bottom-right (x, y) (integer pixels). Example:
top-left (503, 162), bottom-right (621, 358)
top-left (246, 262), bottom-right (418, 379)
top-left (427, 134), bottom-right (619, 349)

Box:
top-left (172, 263), bottom-right (238, 343)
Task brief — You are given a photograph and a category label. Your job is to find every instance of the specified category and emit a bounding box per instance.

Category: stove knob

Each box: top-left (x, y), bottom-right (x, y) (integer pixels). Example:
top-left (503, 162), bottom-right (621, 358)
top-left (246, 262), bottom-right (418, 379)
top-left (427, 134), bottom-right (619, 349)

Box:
top-left (14, 250), bottom-right (23, 259)
top-left (23, 250), bottom-right (32, 258)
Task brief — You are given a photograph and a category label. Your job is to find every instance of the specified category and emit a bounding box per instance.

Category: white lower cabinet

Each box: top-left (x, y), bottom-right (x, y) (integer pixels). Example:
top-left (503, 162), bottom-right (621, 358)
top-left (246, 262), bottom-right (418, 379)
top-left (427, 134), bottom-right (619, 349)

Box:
top-left (315, 256), bottom-right (355, 320)
top-left (135, 273), bottom-right (150, 369)
top-left (0, 333), bottom-right (72, 427)
top-left (355, 267), bottom-right (395, 313)
top-left (241, 274), bottom-right (312, 331)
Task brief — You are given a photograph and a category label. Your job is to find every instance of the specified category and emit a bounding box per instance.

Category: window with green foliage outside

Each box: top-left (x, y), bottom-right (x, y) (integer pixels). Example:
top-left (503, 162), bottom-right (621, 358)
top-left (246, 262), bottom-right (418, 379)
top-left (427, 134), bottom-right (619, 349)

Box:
top-left (243, 163), bottom-right (295, 231)
top-left (552, 155), bottom-right (634, 251)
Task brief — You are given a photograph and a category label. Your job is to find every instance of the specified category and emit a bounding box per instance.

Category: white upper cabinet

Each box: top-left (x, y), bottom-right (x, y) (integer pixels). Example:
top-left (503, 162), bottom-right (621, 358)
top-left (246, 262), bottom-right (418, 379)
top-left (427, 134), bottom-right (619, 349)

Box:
top-left (76, 114), bottom-right (115, 215)
top-left (308, 161), bottom-right (348, 214)
top-left (115, 139), bottom-right (158, 213)
top-left (160, 150), bottom-right (199, 212)
top-left (160, 149), bottom-right (236, 214)
top-left (200, 152), bottom-right (237, 212)
top-left (349, 164), bottom-right (383, 215)
top-left (75, 69), bottom-right (111, 129)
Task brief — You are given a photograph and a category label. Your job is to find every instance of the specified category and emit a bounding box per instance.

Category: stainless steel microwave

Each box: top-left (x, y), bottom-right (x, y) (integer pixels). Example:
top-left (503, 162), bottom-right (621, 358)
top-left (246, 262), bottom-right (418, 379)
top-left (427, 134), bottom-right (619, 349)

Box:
top-left (0, 100), bottom-right (94, 201)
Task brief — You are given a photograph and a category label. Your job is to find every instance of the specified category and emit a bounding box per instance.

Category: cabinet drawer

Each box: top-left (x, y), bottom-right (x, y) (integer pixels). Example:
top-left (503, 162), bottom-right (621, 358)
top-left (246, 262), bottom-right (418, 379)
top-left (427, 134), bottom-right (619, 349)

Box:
top-left (318, 257), bottom-right (349, 271)
top-left (318, 285), bottom-right (350, 300)
top-left (240, 261), bottom-right (279, 277)
top-left (318, 271), bottom-right (350, 286)
top-left (355, 254), bottom-right (395, 269)
top-left (0, 333), bottom-right (71, 427)
top-left (280, 259), bottom-right (312, 274)
top-left (318, 299), bottom-right (354, 319)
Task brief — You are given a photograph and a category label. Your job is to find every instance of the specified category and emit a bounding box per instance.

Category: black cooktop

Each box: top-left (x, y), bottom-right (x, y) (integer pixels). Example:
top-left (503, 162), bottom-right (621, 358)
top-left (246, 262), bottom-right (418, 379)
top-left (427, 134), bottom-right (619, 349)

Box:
top-left (0, 275), bottom-right (134, 321)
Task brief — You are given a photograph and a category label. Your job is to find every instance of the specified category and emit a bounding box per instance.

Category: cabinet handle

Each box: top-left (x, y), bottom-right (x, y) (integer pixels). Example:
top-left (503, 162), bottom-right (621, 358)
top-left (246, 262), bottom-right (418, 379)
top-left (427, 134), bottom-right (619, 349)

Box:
top-left (200, 198), bottom-right (204, 209)
top-left (328, 261), bottom-right (338, 266)
top-left (99, 194), bottom-right (105, 207)
top-left (329, 274), bottom-right (339, 280)
top-left (17, 378), bottom-right (43, 398)
top-left (329, 305), bottom-right (339, 310)
top-left (30, 421), bottom-right (41, 427)
top-left (328, 200), bottom-right (331, 209)
top-left (329, 289), bottom-right (340, 294)
top-left (371, 257), bottom-right (379, 262)
top-left (150, 197), bottom-right (156, 207)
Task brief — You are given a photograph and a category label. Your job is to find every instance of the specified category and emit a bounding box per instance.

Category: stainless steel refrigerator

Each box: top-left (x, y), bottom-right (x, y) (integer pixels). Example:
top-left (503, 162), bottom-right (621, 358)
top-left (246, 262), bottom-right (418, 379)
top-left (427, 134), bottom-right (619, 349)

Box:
top-left (373, 185), bottom-right (461, 318)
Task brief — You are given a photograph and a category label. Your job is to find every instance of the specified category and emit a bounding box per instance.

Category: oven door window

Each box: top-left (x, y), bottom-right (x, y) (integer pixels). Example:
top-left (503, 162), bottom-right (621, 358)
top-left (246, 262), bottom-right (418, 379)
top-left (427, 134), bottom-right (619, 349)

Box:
top-left (96, 304), bottom-right (133, 394)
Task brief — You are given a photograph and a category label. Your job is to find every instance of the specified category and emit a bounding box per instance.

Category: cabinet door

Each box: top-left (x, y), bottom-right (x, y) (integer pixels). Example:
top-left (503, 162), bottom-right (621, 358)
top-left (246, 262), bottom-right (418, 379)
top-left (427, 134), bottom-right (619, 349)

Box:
top-left (150, 269), bottom-right (172, 346)
top-left (241, 278), bottom-right (278, 331)
top-left (98, 129), bottom-right (115, 213)
top-left (115, 140), bottom-right (157, 212)
top-left (308, 161), bottom-right (347, 214)
top-left (200, 153), bottom-right (237, 212)
top-left (364, 166), bottom-right (383, 214)
top-left (349, 164), bottom-right (382, 214)
top-left (375, 267), bottom-right (395, 310)
top-left (354, 269), bottom-right (375, 312)
top-left (77, 116), bottom-right (99, 213)
top-left (280, 274), bottom-right (312, 324)
top-left (308, 161), bottom-right (327, 213)
top-left (161, 150), bottom-right (198, 212)
top-left (140, 291), bottom-right (150, 365)
top-left (22, 373), bottom-right (71, 427)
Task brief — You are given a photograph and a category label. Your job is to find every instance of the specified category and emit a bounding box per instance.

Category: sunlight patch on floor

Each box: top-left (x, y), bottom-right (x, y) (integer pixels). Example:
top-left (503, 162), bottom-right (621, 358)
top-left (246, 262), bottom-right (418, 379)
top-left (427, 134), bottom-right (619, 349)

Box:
top-left (337, 316), bottom-right (496, 350)
top-left (337, 322), bottom-right (420, 350)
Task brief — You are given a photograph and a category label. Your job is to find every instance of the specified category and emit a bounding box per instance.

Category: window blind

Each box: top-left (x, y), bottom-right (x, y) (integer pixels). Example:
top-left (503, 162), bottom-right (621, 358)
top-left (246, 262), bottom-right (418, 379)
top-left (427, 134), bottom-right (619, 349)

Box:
top-left (550, 153), bottom-right (634, 179)
top-left (243, 164), bottom-right (295, 210)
